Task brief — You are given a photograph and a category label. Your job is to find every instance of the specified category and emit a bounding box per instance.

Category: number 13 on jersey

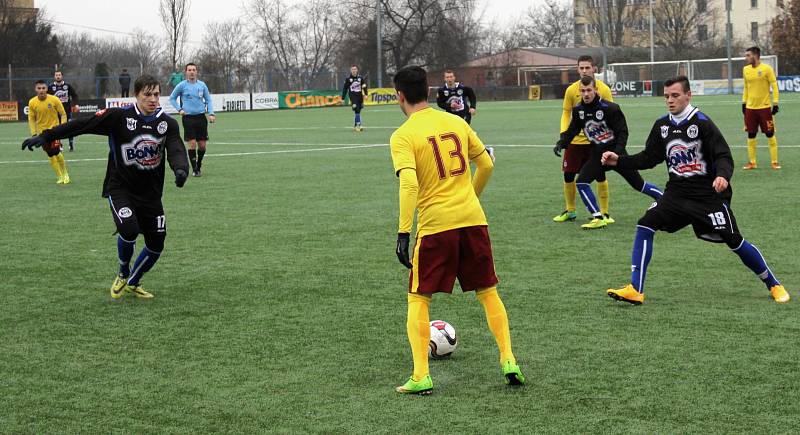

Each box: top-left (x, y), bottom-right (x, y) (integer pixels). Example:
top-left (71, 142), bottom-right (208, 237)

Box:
top-left (428, 132), bottom-right (466, 180)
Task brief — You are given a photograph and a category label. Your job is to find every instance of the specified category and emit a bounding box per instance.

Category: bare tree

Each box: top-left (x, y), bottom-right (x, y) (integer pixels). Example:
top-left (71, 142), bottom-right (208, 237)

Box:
top-left (251, 0), bottom-right (343, 89)
top-left (653, 0), bottom-right (718, 57)
top-left (516, 0), bottom-right (573, 47)
top-left (196, 19), bottom-right (252, 92)
top-left (587, 0), bottom-right (640, 47)
top-left (159, 0), bottom-right (190, 71)
top-left (772, 0), bottom-right (800, 74)
top-left (129, 29), bottom-right (160, 74)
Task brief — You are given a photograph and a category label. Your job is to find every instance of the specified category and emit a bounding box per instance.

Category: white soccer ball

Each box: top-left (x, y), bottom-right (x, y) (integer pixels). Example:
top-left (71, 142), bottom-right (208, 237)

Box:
top-left (429, 320), bottom-right (458, 359)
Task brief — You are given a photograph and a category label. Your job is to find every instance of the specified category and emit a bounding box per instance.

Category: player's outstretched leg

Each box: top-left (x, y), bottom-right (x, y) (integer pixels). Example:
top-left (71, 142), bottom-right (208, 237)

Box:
top-left (396, 293), bottom-right (433, 394)
top-left (576, 183), bottom-right (606, 230)
top-left (124, 246), bottom-right (159, 299)
top-left (111, 235), bottom-right (136, 299)
top-left (476, 287), bottom-right (525, 386)
top-left (730, 239), bottom-right (789, 303)
top-left (608, 225), bottom-right (653, 305)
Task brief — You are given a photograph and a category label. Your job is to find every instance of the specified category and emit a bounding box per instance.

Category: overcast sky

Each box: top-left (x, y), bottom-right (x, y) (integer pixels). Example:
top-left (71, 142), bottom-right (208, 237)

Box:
top-left (36, 0), bottom-right (542, 48)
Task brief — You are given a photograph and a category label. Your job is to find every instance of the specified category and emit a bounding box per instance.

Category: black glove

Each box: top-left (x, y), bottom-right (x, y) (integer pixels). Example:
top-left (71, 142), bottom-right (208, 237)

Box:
top-left (742, 103), bottom-right (746, 115)
top-left (22, 135), bottom-right (46, 151)
top-left (772, 105), bottom-right (779, 115)
top-left (174, 169), bottom-right (187, 188)
top-left (395, 232), bottom-right (412, 269)
top-left (553, 141), bottom-right (567, 157)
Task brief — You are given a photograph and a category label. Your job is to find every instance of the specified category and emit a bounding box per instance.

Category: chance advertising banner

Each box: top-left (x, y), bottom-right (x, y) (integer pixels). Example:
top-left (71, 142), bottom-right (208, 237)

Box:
top-left (279, 90), bottom-right (343, 109)
top-left (777, 76), bottom-right (800, 93)
top-left (364, 88), bottom-right (398, 106)
top-left (252, 92), bottom-right (279, 110)
top-left (0, 101), bottom-right (18, 121)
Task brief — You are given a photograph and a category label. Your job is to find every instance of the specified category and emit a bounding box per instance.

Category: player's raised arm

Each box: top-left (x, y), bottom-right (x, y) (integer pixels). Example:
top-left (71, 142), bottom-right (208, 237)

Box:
top-left (615, 123), bottom-right (665, 170)
top-left (42, 108), bottom-right (116, 142)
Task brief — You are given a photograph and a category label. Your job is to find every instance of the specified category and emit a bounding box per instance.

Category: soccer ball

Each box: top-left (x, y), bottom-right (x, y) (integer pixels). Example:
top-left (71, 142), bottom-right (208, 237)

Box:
top-left (429, 320), bottom-right (458, 359)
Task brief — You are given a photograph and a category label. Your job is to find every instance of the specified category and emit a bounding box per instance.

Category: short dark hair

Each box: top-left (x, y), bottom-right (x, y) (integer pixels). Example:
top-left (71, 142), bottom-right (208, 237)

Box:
top-left (35, 79), bottom-right (47, 86)
top-left (134, 74), bottom-right (160, 95)
top-left (746, 46), bottom-right (761, 57)
top-left (184, 62), bottom-right (197, 71)
top-left (577, 55), bottom-right (594, 65)
top-left (393, 66), bottom-right (429, 105)
top-left (444, 69), bottom-right (455, 75)
top-left (664, 75), bottom-right (691, 93)
top-left (579, 76), bottom-right (596, 87)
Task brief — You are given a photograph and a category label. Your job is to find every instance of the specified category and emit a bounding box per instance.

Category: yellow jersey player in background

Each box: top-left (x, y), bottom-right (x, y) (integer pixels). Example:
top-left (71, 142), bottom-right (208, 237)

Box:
top-left (742, 46), bottom-right (781, 170)
top-left (26, 80), bottom-right (69, 184)
top-left (389, 66), bottom-right (524, 395)
top-left (554, 55), bottom-right (615, 223)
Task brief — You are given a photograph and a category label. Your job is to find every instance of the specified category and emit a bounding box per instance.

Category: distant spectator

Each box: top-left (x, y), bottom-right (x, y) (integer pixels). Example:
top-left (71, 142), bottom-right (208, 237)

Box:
top-left (168, 70), bottom-right (184, 89)
top-left (119, 69), bottom-right (131, 97)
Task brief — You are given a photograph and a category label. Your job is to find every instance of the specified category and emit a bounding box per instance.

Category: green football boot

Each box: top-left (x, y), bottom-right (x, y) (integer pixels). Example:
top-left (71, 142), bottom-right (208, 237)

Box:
top-left (503, 360), bottom-right (525, 386)
top-left (553, 210), bottom-right (577, 222)
top-left (395, 374), bottom-right (433, 395)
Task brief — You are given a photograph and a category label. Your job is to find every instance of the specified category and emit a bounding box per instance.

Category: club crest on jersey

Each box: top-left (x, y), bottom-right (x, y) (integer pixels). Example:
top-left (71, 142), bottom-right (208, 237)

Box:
top-left (596, 110), bottom-right (604, 120)
top-left (157, 121), bottom-right (168, 135)
top-left (443, 90), bottom-right (449, 96)
top-left (579, 110), bottom-right (585, 120)
top-left (687, 125), bottom-right (699, 139)
top-left (661, 125), bottom-right (669, 138)
top-left (126, 117), bottom-right (137, 131)
top-left (121, 134), bottom-right (163, 170)
top-left (457, 89), bottom-right (463, 95)
top-left (584, 120), bottom-right (614, 144)
top-left (117, 207), bottom-right (133, 218)
top-left (666, 139), bottom-right (706, 177)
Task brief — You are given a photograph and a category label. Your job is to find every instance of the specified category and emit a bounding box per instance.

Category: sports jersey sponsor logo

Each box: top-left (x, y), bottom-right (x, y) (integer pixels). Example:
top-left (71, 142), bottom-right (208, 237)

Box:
top-left (126, 117), bottom-right (137, 131)
top-left (584, 120), bottom-right (614, 144)
top-left (157, 121), bottom-right (168, 134)
top-left (660, 125), bottom-right (669, 138)
top-left (446, 95), bottom-right (465, 112)
top-left (687, 124), bottom-right (698, 139)
top-left (118, 207), bottom-right (133, 218)
top-left (121, 134), bottom-right (164, 170)
top-left (349, 81), bottom-right (362, 92)
top-left (666, 139), bottom-right (706, 177)
top-left (595, 110), bottom-right (604, 120)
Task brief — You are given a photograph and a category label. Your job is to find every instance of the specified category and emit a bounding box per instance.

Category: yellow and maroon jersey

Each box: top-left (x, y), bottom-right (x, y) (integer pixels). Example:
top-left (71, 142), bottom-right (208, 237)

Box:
top-left (560, 79), bottom-right (613, 145)
top-left (390, 108), bottom-right (488, 237)
top-left (743, 63), bottom-right (779, 110)
top-left (27, 94), bottom-right (66, 136)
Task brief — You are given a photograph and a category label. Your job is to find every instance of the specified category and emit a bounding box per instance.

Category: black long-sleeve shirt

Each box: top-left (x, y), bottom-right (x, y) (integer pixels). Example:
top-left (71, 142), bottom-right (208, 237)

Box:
top-left (48, 81), bottom-right (78, 108)
top-left (558, 96), bottom-right (628, 154)
top-left (41, 105), bottom-right (189, 202)
top-left (618, 107), bottom-right (734, 200)
top-left (342, 75), bottom-right (367, 102)
top-left (436, 82), bottom-right (476, 116)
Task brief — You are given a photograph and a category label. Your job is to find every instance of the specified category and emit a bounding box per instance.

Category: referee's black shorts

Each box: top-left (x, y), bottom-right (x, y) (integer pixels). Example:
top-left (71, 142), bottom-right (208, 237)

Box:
top-left (182, 114), bottom-right (209, 141)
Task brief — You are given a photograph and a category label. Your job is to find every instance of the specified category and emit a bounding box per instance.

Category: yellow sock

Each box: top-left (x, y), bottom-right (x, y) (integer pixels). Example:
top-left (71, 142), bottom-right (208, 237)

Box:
top-left (406, 293), bottom-right (431, 381)
top-left (597, 180), bottom-right (609, 216)
top-left (747, 138), bottom-right (757, 164)
top-left (48, 156), bottom-right (62, 179)
top-left (768, 136), bottom-right (779, 163)
top-left (564, 181), bottom-right (576, 212)
top-left (476, 287), bottom-right (515, 365)
top-left (56, 153), bottom-right (68, 176)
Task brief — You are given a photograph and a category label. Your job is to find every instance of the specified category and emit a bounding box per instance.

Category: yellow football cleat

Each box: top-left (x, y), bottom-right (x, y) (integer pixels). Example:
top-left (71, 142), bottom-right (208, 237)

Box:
top-left (553, 210), bottom-right (577, 222)
top-left (771, 162), bottom-right (782, 170)
top-left (607, 284), bottom-right (645, 305)
top-left (582, 218), bottom-right (607, 230)
top-left (603, 214), bottom-right (615, 224)
top-left (125, 285), bottom-right (154, 299)
top-left (56, 176), bottom-right (65, 184)
top-left (743, 162), bottom-right (757, 170)
top-left (62, 173), bottom-right (71, 184)
top-left (770, 285), bottom-right (790, 303)
top-left (110, 275), bottom-right (127, 299)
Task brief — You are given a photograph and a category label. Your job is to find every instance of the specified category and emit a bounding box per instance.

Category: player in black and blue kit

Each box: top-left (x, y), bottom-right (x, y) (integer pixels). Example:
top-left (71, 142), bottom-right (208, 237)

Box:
top-left (341, 65), bottom-right (367, 132)
top-left (602, 76), bottom-right (789, 305)
top-left (170, 63), bottom-right (215, 176)
top-left (555, 76), bottom-right (663, 230)
top-left (23, 75), bottom-right (189, 300)
top-left (48, 70), bottom-right (79, 151)
top-left (436, 70), bottom-right (477, 124)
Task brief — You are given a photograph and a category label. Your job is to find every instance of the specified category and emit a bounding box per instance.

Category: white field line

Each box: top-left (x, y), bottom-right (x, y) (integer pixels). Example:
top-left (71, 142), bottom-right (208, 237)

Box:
top-left (1, 142), bottom-right (798, 165)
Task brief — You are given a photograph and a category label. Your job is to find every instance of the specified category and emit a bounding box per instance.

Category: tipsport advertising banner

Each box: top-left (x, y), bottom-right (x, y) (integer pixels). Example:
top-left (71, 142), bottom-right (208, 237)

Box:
top-left (364, 88), bottom-right (398, 105)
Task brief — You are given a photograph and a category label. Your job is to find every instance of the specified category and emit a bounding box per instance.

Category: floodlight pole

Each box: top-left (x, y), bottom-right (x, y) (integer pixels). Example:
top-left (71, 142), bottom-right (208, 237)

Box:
top-left (649, 0), bottom-right (654, 63)
top-left (376, 0), bottom-right (383, 88)
top-left (600, 0), bottom-right (609, 82)
top-left (725, 0), bottom-right (733, 94)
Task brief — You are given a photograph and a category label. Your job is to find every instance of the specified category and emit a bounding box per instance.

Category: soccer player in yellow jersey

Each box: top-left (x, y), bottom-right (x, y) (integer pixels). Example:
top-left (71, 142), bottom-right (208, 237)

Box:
top-left (26, 80), bottom-right (70, 184)
top-left (554, 55), bottom-right (615, 223)
top-left (742, 46), bottom-right (781, 170)
top-left (389, 66), bottom-right (524, 395)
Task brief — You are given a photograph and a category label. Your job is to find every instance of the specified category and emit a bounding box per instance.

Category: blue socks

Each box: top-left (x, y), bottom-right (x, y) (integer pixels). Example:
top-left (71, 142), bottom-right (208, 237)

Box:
top-left (642, 182), bottom-right (663, 200)
top-left (117, 235), bottom-right (136, 277)
top-left (732, 240), bottom-right (780, 289)
top-left (355, 113), bottom-right (361, 126)
top-left (576, 182), bottom-right (601, 217)
top-left (127, 246), bottom-right (161, 286)
top-left (631, 226), bottom-right (655, 293)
